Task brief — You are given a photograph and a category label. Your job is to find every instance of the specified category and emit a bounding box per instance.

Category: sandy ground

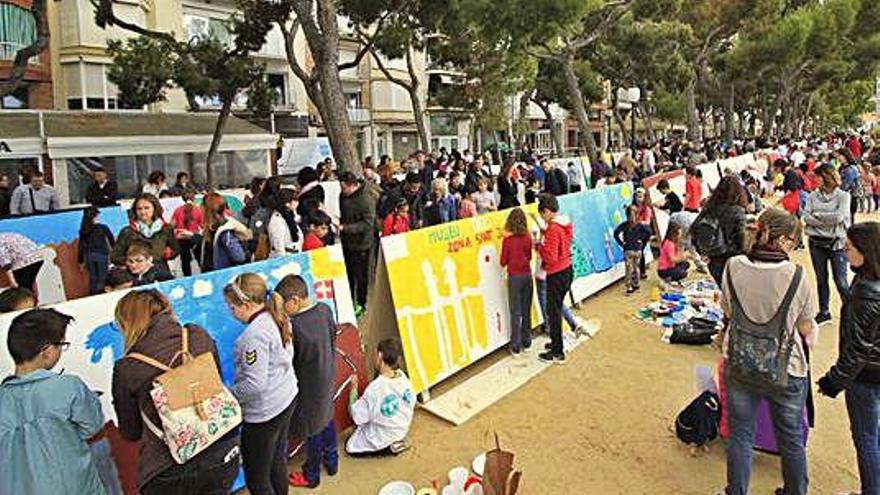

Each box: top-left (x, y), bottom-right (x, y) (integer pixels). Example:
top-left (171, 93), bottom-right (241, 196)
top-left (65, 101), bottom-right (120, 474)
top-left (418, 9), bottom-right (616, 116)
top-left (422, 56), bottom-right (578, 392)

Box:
top-left (281, 228), bottom-right (863, 495)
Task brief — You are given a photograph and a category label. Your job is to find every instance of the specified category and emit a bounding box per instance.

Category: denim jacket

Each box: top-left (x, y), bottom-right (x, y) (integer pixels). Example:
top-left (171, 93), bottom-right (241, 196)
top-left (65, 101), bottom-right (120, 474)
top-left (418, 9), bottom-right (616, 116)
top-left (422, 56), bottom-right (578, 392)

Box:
top-left (0, 369), bottom-right (106, 494)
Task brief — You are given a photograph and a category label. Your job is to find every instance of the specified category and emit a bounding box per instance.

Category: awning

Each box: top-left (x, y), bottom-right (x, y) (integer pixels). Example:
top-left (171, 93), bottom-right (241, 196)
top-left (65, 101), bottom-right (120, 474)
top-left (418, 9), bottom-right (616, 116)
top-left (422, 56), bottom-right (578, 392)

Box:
top-left (0, 111), bottom-right (277, 159)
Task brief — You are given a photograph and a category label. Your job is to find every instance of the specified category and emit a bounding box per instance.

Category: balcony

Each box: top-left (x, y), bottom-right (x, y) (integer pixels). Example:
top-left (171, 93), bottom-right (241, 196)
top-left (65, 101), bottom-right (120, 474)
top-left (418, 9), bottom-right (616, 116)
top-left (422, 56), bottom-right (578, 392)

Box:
top-left (347, 107), bottom-right (371, 123)
top-left (0, 42), bottom-right (39, 65)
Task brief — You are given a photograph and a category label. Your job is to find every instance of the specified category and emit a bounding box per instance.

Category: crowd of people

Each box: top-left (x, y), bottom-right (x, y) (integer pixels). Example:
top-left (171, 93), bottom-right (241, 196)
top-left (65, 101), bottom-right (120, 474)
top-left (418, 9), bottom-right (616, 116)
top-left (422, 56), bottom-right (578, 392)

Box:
top-left (1, 130), bottom-right (880, 494)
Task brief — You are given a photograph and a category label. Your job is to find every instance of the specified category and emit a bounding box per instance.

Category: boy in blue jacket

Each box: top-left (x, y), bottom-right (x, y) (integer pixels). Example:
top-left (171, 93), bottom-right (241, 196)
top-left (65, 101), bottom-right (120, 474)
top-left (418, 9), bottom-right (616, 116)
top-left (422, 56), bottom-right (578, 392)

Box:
top-left (0, 309), bottom-right (107, 494)
top-left (614, 205), bottom-right (652, 294)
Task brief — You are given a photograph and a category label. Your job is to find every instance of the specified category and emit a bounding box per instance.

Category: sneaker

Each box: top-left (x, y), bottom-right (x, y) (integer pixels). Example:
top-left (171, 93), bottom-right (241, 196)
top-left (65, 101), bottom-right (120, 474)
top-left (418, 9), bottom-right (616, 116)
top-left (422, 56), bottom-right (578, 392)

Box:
top-left (289, 471), bottom-right (319, 488)
top-left (538, 351), bottom-right (565, 364)
top-left (523, 341), bottom-right (532, 350)
top-left (815, 312), bottom-right (832, 326)
top-left (640, 273), bottom-right (648, 280)
top-left (626, 286), bottom-right (636, 295)
top-left (325, 463), bottom-right (338, 476)
top-left (510, 350), bottom-right (521, 359)
top-left (544, 341), bottom-right (553, 351)
top-left (389, 438), bottom-right (411, 455)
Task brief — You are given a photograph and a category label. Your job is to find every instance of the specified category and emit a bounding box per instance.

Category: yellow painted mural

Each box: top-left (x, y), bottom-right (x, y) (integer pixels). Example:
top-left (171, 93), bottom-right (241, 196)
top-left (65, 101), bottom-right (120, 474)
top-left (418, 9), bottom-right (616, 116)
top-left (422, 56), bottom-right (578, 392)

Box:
top-left (381, 207), bottom-right (539, 393)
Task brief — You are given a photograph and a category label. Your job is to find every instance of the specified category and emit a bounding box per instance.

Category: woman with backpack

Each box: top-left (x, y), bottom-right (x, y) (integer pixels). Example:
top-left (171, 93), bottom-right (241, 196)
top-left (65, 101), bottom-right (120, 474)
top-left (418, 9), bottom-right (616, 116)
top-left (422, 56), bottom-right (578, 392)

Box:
top-left (203, 193), bottom-right (251, 271)
top-left (692, 176), bottom-right (748, 285)
top-left (818, 222), bottom-right (880, 495)
top-left (224, 273), bottom-right (297, 495)
top-left (112, 290), bottom-right (240, 495)
top-left (803, 164), bottom-right (851, 326)
top-left (720, 208), bottom-right (818, 495)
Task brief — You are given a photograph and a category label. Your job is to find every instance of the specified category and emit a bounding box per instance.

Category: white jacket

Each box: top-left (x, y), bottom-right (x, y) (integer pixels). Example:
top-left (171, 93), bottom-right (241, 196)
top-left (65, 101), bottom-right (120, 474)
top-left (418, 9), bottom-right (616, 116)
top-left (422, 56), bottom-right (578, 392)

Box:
top-left (268, 211), bottom-right (302, 258)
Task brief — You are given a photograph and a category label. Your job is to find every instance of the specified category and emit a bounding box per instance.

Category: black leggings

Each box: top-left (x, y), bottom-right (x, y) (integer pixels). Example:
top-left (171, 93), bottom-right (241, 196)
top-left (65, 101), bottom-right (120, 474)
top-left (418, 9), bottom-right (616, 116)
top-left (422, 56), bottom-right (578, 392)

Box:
top-left (241, 399), bottom-right (295, 495)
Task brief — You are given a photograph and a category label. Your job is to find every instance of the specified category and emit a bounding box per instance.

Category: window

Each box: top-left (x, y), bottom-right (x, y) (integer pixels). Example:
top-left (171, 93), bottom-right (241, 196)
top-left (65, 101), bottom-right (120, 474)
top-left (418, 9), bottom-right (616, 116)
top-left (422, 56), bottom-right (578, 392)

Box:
top-left (67, 98), bottom-right (83, 110)
top-left (1, 87), bottom-right (27, 109)
top-left (0, 3), bottom-right (36, 61)
top-left (345, 92), bottom-right (361, 109)
top-left (267, 73), bottom-right (286, 107)
top-left (184, 14), bottom-right (231, 46)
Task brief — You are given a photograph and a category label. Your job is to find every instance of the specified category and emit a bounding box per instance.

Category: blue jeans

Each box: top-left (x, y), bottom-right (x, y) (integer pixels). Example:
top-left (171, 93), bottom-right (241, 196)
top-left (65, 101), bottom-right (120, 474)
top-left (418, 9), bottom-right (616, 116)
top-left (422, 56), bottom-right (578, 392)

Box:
top-left (845, 381), bottom-right (880, 495)
top-left (536, 278), bottom-right (577, 330)
top-left (304, 420), bottom-right (338, 484)
top-left (86, 254), bottom-right (109, 295)
top-left (726, 372), bottom-right (809, 495)
top-left (808, 242), bottom-right (849, 315)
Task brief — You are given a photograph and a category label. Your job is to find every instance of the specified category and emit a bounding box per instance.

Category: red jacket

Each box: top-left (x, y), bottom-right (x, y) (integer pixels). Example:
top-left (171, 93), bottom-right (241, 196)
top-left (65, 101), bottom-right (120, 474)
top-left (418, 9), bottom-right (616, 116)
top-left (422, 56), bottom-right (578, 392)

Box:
top-left (382, 213), bottom-right (409, 237)
top-left (500, 233), bottom-right (533, 276)
top-left (539, 216), bottom-right (573, 275)
top-left (781, 190), bottom-right (800, 215)
top-left (684, 176), bottom-right (701, 211)
top-left (302, 233), bottom-right (324, 251)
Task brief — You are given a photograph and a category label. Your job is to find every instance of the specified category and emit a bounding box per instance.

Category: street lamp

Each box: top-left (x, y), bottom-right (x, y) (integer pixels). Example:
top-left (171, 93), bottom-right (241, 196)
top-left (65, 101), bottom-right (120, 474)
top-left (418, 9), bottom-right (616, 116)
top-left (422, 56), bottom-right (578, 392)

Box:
top-left (616, 87), bottom-right (641, 155)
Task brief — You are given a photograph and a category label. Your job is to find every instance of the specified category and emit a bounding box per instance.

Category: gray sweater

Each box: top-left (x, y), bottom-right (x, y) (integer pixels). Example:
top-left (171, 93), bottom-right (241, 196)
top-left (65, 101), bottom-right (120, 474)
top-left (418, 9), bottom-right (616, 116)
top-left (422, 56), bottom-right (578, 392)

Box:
top-left (803, 188), bottom-right (851, 250)
top-left (10, 184), bottom-right (60, 215)
top-left (233, 311), bottom-right (297, 423)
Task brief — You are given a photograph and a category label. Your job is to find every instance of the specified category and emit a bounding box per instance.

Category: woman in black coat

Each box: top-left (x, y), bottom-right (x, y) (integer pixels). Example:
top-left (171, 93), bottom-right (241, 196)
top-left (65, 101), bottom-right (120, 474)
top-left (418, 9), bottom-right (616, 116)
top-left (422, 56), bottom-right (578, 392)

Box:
top-left (497, 161), bottom-right (520, 210)
top-left (818, 222), bottom-right (880, 495)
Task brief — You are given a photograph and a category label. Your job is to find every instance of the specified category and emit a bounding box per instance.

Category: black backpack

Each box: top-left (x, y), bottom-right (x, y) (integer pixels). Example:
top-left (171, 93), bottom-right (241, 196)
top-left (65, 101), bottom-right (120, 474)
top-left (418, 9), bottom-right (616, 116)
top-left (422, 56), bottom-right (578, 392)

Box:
top-left (675, 390), bottom-right (721, 447)
top-left (690, 210), bottom-right (728, 257)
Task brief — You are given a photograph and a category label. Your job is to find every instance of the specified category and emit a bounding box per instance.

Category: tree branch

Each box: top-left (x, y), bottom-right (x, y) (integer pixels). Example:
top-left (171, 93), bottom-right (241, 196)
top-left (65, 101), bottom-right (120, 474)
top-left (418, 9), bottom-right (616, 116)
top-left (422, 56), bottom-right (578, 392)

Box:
top-left (0, 0), bottom-right (49, 97)
top-left (339, 10), bottom-right (395, 72)
top-left (91, 0), bottom-right (178, 44)
top-left (279, 19), bottom-right (315, 87)
top-left (369, 45), bottom-right (412, 89)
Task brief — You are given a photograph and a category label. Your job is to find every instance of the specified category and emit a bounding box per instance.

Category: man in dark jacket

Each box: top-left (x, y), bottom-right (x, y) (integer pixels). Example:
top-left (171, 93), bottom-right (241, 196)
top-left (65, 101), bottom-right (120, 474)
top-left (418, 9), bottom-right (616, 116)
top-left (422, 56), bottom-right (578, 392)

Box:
top-left (339, 172), bottom-right (376, 313)
top-left (542, 159), bottom-right (570, 196)
top-left (85, 168), bottom-right (118, 207)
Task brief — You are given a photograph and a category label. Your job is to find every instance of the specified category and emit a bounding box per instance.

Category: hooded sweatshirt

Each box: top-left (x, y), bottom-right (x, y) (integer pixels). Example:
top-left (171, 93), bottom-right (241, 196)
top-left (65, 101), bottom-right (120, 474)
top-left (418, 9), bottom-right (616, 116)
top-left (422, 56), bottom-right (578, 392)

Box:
top-left (802, 187), bottom-right (851, 250)
top-left (0, 369), bottom-right (106, 495)
top-left (539, 215), bottom-right (573, 275)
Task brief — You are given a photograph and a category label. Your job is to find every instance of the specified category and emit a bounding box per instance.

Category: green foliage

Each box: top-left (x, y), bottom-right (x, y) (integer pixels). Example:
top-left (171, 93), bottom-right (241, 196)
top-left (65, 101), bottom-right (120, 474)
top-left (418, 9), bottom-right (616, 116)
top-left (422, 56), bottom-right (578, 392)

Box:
top-left (106, 8), bottom-right (270, 112)
top-left (652, 88), bottom-right (688, 124)
top-left (815, 80), bottom-right (874, 128)
top-left (106, 38), bottom-right (175, 108)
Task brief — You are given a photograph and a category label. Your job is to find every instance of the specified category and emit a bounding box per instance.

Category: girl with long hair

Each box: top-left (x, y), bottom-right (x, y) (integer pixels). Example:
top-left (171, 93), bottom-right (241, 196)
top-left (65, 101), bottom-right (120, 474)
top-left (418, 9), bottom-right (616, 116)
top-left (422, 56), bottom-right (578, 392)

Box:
top-left (224, 274), bottom-right (297, 495)
top-left (267, 188), bottom-right (302, 257)
top-left (202, 193), bottom-right (251, 271)
top-left (804, 164), bottom-right (852, 326)
top-left (112, 290), bottom-right (240, 494)
top-left (698, 176), bottom-right (748, 284)
top-left (78, 205), bottom-right (115, 294)
top-left (111, 194), bottom-right (179, 269)
top-left (721, 208), bottom-right (817, 495)
top-left (500, 208), bottom-right (533, 355)
top-left (818, 222), bottom-right (880, 495)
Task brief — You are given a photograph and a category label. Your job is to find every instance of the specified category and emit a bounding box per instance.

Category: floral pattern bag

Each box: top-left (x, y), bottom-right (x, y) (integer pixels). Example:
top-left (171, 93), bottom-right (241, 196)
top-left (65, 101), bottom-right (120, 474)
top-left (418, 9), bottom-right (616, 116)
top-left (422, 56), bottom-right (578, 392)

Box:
top-left (128, 324), bottom-right (242, 464)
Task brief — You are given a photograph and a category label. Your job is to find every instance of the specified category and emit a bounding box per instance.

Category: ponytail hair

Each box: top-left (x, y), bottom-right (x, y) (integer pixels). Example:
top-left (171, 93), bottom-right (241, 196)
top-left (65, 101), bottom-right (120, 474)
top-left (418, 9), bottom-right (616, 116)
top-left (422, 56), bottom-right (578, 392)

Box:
top-left (267, 291), bottom-right (292, 347)
top-left (224, 273), bottom-right (292, 347)
top-left (270, 274), bottom-right (309, 344)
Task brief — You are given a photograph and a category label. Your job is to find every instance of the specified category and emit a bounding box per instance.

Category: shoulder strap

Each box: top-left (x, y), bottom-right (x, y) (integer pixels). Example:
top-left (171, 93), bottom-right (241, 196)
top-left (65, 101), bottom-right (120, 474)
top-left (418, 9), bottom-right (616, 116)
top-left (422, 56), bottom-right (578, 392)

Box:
top-left (770, 265), bottom-right (804, 324)
top-left (127, 352), bottom-right (173, 372)
top-left (28, 187), bottom-right (36, 212)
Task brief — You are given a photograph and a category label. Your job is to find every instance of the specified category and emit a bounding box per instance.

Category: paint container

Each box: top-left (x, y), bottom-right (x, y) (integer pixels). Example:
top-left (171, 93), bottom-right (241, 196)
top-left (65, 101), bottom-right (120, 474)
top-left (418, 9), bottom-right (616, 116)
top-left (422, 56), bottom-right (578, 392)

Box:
top-left (448, 467), bottom-right (469, 489)
top-left (441, 486), bottom-right (464, 495)
top-left (472, 453), bottom-right (487, 476)
top-left (379, 481), bottom-right (416, 495)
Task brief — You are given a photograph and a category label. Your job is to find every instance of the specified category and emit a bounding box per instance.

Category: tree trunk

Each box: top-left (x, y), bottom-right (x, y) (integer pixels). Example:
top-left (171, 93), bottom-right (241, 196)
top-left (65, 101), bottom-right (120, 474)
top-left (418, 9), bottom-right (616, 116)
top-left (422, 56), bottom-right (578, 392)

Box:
top-left (686, 82), bottom-right (701, 142)
top-left (205, 97), bottom-right (232, 189)
top-left (288, 0), bottom-right (358, 173)
top-left (516, 90), bottom-right (532, 148)
top-left (535, 98), bottom-right (564, 156)
top-left (559, 47), bottom-right (598, 162)
top-left (635, 101), bottom-right (656, 144)
top-left (724, 83), bottom-right (735, 143)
